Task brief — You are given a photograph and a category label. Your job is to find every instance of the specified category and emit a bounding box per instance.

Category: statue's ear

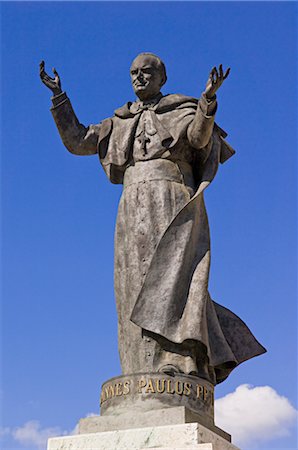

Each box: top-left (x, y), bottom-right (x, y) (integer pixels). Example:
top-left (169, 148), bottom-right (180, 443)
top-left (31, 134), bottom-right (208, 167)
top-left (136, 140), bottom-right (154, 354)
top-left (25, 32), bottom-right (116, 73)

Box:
top-left (160, 74), bottom-right (167, 87)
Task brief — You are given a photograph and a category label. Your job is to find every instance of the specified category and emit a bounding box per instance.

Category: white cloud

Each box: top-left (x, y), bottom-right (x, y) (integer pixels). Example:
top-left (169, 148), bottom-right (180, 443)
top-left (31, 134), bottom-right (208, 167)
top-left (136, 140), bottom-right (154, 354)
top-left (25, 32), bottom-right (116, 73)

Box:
top-left (85, 412), bottom-right (97, 417)
top-left (215, 384), bottom-right (297, 448)
top-left (12, 420), bottom-right (67, 449)
top-left (0, 412), bottom-right (98, 449)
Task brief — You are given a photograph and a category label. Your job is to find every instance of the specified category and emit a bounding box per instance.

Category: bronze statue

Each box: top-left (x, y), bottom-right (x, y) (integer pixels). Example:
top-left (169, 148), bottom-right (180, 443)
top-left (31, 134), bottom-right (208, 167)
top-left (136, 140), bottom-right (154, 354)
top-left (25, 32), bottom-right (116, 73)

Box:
top-left (40, 53), bottom-right (265, 386)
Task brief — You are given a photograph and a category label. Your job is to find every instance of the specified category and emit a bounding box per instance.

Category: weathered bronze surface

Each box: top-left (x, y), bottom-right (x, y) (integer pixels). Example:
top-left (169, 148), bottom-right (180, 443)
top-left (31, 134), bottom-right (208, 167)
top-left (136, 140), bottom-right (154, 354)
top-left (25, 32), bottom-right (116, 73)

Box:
top-left (100, 372), bottom-right (214, 424)
top-left (40, 53), bottom-right (266, 387)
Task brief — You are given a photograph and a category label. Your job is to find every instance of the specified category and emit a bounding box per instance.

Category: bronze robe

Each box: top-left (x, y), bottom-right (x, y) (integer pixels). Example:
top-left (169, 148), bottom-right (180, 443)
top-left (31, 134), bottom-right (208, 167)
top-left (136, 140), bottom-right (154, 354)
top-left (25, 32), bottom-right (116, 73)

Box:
top-left (51, 93), bottom-right (266, 384)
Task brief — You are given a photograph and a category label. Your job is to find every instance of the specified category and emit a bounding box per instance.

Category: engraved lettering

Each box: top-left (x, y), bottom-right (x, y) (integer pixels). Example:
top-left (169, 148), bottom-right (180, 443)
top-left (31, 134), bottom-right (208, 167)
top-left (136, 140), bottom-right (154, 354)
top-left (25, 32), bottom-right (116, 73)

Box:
top-left (175, 380), bottom-right (184, 395)
top-left (145, 378), bottom-right (156, 394)
top-left (183, 382), bottom-right (191, 396)
top-left (155, 378), bottom-right (166, 393)
top-left (115, 382), bottom-right (123, 396)
top-left (137, 378), bottom-right (147, 393)
top-left (107, 384), bottom-right (115, 398)
top-left (197, 384), bottom-right (203, 399)
top-left (166, 379), bottom-right (175, 394)
top-left (104, 387), bottom-right (109, 399)
top-left (123, 380), bottom-right (131, 395)
top-left (203, 386), bottom-right (208, 401)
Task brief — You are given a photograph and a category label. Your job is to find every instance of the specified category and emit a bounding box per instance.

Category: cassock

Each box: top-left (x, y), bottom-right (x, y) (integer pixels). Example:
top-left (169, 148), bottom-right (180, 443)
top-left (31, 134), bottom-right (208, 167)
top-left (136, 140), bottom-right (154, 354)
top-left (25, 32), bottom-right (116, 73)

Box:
top-left (51, 91), bottom-right (266, 384)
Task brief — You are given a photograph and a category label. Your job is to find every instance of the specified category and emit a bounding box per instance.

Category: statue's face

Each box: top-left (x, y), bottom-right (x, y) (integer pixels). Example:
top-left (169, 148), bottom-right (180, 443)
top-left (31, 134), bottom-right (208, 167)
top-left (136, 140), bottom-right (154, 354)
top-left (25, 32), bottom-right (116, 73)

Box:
top-left (130, 55), bottom-right (165, 101)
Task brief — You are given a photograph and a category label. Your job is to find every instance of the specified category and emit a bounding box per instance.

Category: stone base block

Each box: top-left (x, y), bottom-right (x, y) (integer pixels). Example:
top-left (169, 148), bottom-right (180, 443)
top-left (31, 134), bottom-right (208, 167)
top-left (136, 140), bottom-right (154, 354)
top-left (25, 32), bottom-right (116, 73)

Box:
top-left (47, 423), bottom-right (240, 450)
top-left (79, 406), bottom-right (230, 441)
top-left (140, 447), bottom-right (213, 450)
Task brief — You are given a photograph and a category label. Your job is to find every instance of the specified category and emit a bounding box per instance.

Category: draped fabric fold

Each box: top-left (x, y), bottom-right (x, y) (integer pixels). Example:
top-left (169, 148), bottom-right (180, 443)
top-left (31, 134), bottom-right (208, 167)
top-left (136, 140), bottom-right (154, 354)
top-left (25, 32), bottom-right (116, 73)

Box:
top-left (98, 94), bottom-right (265, 384)
top-left (130, 132), bottom-right (266, 383)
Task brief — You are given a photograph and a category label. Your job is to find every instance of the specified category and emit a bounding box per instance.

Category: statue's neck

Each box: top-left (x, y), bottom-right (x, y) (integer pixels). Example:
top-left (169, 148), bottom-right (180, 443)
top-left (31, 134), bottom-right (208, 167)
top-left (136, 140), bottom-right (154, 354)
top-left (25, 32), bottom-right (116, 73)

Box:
top-left (136, 92), bottom-right (163, 107)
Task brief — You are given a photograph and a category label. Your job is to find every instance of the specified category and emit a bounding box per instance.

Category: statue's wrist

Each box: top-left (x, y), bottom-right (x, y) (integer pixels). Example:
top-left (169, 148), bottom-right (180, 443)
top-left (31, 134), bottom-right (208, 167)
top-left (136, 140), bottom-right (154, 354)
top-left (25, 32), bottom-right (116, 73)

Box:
top-left (52, 87), bottom-right (62, 96)
top-left (199, 92), bottom-right (217, 116)
top-left (51, 91), bottom-right (67, 108)
top-left (203, 91), bottom-right (216, 102)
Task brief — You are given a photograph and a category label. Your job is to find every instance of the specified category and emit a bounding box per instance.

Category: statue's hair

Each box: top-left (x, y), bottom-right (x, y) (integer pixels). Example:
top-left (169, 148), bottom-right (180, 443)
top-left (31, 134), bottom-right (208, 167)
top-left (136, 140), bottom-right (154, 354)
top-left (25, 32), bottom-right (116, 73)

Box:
top-left (132, 52), bottom-right (167, 85)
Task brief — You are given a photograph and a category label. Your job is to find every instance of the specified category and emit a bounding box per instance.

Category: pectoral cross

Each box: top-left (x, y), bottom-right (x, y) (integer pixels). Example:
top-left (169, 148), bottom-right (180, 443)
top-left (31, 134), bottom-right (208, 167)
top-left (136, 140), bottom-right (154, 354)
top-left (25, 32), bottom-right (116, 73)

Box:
top-left (138, 130), bottom-right (151, 157)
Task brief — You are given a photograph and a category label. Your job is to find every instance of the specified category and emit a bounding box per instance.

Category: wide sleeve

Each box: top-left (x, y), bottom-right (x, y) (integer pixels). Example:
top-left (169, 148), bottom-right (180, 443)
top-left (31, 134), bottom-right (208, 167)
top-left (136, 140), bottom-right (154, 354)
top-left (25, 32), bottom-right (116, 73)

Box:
top-left (50, 92), bottom-right (100, 156)
top-left (187, 93), bottom-right (217, 150)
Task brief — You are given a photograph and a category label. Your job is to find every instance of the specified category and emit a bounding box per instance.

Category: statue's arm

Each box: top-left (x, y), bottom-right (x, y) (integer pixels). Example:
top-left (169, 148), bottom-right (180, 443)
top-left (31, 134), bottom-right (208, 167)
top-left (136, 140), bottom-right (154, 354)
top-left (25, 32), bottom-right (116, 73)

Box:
top-left (187, 93), bottom-right (217, 149)
top-left (51, 92), bottom-right (99, 156)
top-left (187, 64), bottom-right (230, 150)
top-left (40, 61), bottom-right (99, 156)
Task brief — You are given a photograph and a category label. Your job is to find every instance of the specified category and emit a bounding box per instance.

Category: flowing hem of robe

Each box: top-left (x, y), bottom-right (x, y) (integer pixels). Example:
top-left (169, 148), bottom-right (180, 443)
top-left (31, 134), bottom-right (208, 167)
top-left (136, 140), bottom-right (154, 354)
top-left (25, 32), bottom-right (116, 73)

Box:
top-left (130, 133), bottom-right (266, 384)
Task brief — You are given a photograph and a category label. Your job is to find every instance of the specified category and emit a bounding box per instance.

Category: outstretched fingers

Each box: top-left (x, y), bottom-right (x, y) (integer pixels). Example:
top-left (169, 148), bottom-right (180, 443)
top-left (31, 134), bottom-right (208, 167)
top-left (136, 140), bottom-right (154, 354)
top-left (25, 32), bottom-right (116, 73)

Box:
top-left (43, 73), bottom-right (54, 83)
top-left (52, 67), bottom-right (60, 84)
top-left (39, 60), bottom-right (54, 83)
top-left (214, 64), bottom-right (231, 84)
top-left (223, 67), bottom-right (231, 80)
top-left (39, 60), bottom-right (46, 78)
top-left (210, 67), bottom-right (218, 85)
top-left (205, 63), bottom-right (230, 98)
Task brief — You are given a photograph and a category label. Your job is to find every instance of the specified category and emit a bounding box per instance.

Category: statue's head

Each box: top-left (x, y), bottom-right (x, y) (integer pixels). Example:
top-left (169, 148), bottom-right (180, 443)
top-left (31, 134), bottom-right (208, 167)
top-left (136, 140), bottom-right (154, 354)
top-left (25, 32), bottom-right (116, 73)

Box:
top-left (130, 53), bottom-right (167, 101)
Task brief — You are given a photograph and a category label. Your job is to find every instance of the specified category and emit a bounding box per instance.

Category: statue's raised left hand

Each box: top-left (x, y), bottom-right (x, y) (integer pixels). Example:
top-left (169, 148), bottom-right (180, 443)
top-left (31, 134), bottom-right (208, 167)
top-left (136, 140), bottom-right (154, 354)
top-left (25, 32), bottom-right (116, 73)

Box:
top-left (39, 60), bottom-right (62, 96)
top-left (204, 64), bottom-right (230, 100)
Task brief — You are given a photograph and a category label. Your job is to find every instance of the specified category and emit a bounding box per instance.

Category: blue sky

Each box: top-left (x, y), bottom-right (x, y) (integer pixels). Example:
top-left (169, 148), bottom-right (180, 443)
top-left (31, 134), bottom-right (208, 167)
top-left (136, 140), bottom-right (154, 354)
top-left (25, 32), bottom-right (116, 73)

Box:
top-left (1, 2), bottom-right (297, 449)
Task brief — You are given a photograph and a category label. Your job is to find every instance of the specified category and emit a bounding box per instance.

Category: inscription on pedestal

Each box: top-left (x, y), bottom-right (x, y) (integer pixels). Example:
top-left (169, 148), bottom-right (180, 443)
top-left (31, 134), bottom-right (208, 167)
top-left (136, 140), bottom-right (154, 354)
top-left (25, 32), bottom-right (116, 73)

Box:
top-left (101, 377), bottom-right (212, 404)
top-left (100, 373), bottom-right (214, 423)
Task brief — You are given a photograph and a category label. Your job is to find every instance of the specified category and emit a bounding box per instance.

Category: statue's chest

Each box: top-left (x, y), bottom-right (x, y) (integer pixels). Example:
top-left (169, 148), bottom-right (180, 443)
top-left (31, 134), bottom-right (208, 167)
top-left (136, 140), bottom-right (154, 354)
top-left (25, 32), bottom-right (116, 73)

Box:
top-left (133, 110), bottom-right (164, 161)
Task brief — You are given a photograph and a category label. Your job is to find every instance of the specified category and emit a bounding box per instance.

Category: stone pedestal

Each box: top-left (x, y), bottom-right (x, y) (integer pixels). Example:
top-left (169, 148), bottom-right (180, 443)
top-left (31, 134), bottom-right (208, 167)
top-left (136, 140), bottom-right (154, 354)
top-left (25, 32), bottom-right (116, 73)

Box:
top-left (47, 406), bottom-right (239, 450)
top-left (47, 374), bottom-right (240, 450)
top-left (47, 422), bottom-right (239, 450)
top-left (79, 406), bottom-right (229, 441)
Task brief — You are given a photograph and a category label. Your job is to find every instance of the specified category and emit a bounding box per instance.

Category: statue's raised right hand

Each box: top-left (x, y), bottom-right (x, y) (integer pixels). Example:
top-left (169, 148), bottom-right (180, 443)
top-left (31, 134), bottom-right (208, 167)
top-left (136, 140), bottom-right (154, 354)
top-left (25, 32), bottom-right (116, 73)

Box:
top-left (39, 60), bottom-right (62, 96)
